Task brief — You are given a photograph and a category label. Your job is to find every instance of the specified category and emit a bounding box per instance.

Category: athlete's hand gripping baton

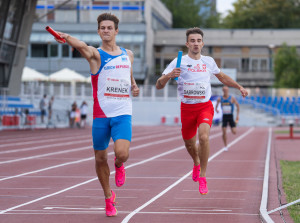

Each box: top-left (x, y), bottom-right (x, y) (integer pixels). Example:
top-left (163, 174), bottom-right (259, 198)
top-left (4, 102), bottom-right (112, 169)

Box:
top-left (45, 26), bottom-right (66, 43)
top-left (174, 51), bottom-right (182, 80)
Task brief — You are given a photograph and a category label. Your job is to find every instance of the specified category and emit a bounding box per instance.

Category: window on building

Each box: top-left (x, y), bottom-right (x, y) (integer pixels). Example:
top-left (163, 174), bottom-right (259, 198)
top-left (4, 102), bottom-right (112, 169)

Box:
top-left (241, 58), bottom-right (249, 72)
top-left (62, 45), bottom-right (69, 57)
top-left (222, 58), bottom-right (239, 69)
top-left (155, 58), bottom-right (161, 75)
top-left (72, 47), bottom-right (82, 58)
top-left (31, 44), bottom-right (47, 57)
top-left (251, 59), bottom-right (259, 72)
top-left (50, 44), bottom-right (58, 57)
top-left (261, 59), bottom-right (268, 71)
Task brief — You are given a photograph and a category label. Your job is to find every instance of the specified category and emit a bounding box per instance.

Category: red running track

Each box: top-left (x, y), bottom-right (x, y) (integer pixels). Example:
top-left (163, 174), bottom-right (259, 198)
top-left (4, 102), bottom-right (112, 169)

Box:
top-left (0, 126), bottom-right (274, 222)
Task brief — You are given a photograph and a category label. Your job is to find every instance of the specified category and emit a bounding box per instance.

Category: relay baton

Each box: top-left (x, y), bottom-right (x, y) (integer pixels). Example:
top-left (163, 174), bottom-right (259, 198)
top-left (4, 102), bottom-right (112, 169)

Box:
top-left (174, 51), bottom-right (182, 80)
top-left (45, 26), bottom-right (66, 43)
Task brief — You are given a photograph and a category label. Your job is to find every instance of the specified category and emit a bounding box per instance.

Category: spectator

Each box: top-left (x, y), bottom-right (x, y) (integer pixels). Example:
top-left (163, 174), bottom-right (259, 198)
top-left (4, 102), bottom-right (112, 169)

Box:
top-left (70, 101), bottom-right (77, 128)
top-left (48, 96), bottom-right (54, 123)
top-left (80, 101), bottom-right (88, 128)
top-left (39, 94), bottom-right (47, 123)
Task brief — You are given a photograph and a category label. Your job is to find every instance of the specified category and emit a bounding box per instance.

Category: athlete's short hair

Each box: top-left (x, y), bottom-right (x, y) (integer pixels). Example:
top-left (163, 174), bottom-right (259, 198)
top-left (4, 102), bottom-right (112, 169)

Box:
top-left (186, 27), bottom-right (204, 42)
top-left (97, 13), bottom-right (119, 30)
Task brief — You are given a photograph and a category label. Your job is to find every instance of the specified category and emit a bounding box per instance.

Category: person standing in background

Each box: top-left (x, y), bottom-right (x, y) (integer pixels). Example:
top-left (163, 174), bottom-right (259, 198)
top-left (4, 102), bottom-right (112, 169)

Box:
top-left (39, 94), bottom-right (47, 123)
top-left (80, 101), bottom-right (88, 128)
top-left (215, 86), bottom-right (240, 151)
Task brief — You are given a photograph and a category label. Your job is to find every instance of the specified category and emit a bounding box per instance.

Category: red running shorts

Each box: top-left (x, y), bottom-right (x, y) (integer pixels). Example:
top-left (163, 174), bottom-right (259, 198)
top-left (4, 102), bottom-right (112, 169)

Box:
top-left (181, 100), bottom-right (214, 140)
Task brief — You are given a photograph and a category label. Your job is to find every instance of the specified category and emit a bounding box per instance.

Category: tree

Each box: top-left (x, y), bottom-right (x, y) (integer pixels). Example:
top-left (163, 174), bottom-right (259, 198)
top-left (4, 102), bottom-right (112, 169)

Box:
top-left (161, 0), bottom-right (221, 28)
top-left (223, 0), bottom-right (300, 28)
top-left (273, 43), bottom-right (300, 88)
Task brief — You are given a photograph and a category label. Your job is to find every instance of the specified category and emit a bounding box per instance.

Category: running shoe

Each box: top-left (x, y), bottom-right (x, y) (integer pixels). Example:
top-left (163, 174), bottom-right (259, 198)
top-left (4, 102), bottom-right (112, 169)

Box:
top-left (192, 164), bottom-right (201, 182)
top-left (224, 147), bottom-right (228, 152)
top-left (115, 158), bottom-right (126, 187)
top-left (199, 177), bottom-right (208, 195)
top-left (105, 190), bottom-right (117, 217)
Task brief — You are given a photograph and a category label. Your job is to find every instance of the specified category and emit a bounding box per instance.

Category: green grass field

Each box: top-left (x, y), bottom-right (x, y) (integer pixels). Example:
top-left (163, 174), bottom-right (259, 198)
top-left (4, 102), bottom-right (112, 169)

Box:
top-left (280, 160), bottom-right (300, 223)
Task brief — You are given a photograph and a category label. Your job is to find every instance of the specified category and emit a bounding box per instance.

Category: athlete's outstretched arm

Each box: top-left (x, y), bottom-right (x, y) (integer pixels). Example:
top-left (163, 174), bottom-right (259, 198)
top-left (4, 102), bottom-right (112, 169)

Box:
top-left (215, 71), bottom-right (248, 98)
top-left (156, 68), bottom-right (180, 89)
top-left (126, 49), bottom-right (139, 97)
top-left (54, 32), bottom-right (98, 65)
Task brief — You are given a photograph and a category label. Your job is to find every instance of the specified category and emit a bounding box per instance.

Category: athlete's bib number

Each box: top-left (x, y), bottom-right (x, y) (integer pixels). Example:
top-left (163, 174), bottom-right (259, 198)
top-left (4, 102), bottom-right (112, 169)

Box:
top-left (183, 82), bottom-right (208, 101)
top-left (104, 78), bottom-right (130, 100)
top-left (222, 105), bottom-right (232, 114)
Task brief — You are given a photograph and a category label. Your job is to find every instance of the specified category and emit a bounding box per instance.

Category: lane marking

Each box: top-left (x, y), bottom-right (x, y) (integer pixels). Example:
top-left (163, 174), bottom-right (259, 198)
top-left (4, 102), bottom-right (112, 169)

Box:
top-left (169, 208), bottom-right (232, 212)
top-left (8, 210), bottom-right (259, 216)
top-left (44, 207), bottom-right (104, 210)
top-left (259, 128), bottom-right (274, 223)
top-left (0, 134), bottom-right (185, 181)
top-left (0, 130), bottom-right (225, 214)
top-left (0, 128), bottom-right (180, 155)
top-left (0, 131), bottom-right (223, 181)
top-left (0, 129), bottom-right (181, 164)
top-left (0, 145), bottom-right (186, 214)
top-left (175, 198), bottom-right (246, 200)
top-left (121, 127), bottom-right (254, 223)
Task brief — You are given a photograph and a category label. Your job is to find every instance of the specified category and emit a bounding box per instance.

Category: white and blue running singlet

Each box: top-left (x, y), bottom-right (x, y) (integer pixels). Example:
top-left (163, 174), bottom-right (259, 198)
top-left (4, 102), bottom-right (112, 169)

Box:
top-left (221, 96), bottom-right (234, 115)
top-left (91, 47), bottom-right (132, 118)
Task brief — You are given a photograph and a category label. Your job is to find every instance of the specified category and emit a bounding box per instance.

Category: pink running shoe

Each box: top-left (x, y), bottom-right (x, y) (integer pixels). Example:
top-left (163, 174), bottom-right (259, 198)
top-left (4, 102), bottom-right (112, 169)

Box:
top-left (199, 177), bottom-right (208, 195)
top-left (115, 159), bottom-right (126, 187)
top-left (105, 190), bottom-right (117, 217)
top-left (192, 164), bottom-right (201, 182)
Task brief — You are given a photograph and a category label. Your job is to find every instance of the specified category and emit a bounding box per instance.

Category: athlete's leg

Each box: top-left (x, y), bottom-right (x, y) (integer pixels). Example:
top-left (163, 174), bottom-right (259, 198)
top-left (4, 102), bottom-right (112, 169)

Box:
top-left (222, 127), bottom-right (227, 147)
top-left (231, 127), bottom-right (237, 134)
top-left (114, 139), bottom-right (130, 167)
top-left (184, 136), bottom-right (200, 166)
top-left (94, 149), bottom-right (112, 199)
top-left (198, 123), bottom-right (211, 177)
top-left (92, 118), bottom-right (112, 199)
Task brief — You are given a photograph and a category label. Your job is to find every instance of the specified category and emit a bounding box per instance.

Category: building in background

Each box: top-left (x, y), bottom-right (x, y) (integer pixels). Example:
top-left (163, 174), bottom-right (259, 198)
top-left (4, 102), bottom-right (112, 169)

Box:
top-left (0, 0), bottom-right (38, 96)
top-left (153, 29), bottom-right (300, 88)
top-left (26, 0), bottom-right (172, 85)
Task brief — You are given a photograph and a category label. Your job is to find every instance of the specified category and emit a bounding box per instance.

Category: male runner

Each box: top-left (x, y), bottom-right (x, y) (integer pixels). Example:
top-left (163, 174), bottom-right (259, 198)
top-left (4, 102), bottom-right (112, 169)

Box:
top-left (215, 86), bottom-right (240, 151)
top-left (156, 27), bottom-right (247, 195)
top-left (54, 13), bottom-right (139, 217)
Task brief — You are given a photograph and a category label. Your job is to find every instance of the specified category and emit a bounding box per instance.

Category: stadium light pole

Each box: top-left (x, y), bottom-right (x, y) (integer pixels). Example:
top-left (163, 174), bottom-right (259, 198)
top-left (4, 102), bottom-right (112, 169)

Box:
top-left (268, 44), bottom-right (275, 71)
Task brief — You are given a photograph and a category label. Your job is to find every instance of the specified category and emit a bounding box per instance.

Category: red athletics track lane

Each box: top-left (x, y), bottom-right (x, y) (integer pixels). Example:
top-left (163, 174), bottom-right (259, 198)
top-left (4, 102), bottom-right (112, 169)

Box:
top-left (0, 126), bottom-right (269, 223)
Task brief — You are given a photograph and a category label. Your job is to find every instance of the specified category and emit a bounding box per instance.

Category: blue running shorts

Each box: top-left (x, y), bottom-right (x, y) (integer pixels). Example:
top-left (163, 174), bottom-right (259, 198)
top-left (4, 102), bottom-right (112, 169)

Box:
top-left (92, 115), bottom-right (132, 150)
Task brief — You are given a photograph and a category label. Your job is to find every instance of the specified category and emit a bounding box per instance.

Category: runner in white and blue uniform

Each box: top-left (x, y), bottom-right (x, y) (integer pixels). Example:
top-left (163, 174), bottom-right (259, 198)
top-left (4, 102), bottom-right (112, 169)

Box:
top-left (54, 13), bottom-right (139, 217)
top-left (216, 86), bottom-right (240, 151)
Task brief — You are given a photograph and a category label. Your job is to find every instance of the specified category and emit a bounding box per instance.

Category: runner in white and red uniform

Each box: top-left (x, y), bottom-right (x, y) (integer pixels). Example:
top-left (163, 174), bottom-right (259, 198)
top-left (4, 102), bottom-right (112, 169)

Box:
top-left (156, 27), bottom-right (248, 195)
top-left (54, 13), bottom-right (139, 217)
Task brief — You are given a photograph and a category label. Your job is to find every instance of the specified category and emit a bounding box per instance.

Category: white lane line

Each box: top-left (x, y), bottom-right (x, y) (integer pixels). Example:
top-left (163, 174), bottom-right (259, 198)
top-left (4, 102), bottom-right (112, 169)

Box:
top-left (0, 144), bottom-right (187, 214)
top-left (0, 130), bottom-right (224, 214)
top-left (0, 129), bottom-right (179, 164)
top-left (169, 208), bottom-right (232, 212)
top-left (8, 210), bottom-right (259, 216)
top-left (175, 198), bottom-right (246, 200)
top-left (183, 190), bottom-right (248, 193)
top-left (121, 127), bottom-right (254, 223)
top-left (1, 131), bottom-right (222, 182)
top-left (44, 207), bottom-right (104, 210)
top-left (259, 127), bottom-right (274, 223)
top-left (0, 133), bottom-right (225, 214)
top-left (0, 133), bottom-right (186, 182)
top-left (0, 134), bottom-right (90, 148)
top-left (0, 128), bottom-right (180, 156)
